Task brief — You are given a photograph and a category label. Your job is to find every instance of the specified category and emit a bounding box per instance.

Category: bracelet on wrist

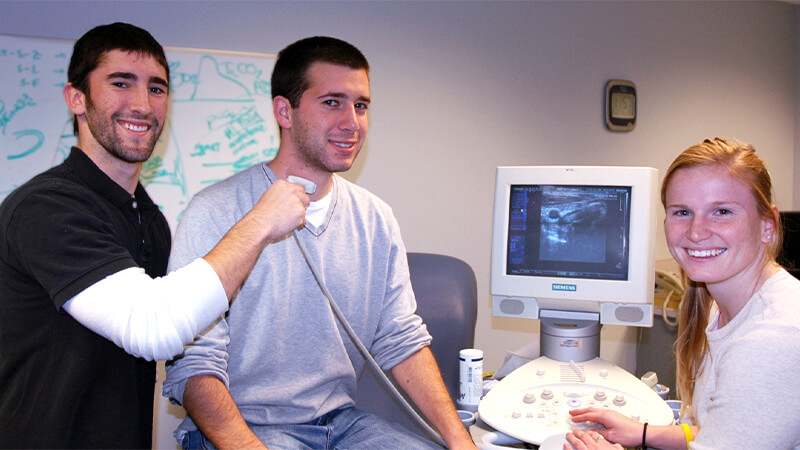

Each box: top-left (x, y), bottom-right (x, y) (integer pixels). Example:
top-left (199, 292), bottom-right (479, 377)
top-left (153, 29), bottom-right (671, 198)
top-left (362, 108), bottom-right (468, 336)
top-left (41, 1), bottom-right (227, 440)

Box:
top-left (640, 422), bottom-right (648, 449)
top-left (681, 423), bottom-right (694, 448)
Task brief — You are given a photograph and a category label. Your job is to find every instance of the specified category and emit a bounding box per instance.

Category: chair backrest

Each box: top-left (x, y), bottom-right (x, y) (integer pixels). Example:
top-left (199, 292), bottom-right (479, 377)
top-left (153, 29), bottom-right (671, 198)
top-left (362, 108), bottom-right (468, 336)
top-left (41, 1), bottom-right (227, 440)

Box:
top-left (355, 252), bottom-right (478, 439)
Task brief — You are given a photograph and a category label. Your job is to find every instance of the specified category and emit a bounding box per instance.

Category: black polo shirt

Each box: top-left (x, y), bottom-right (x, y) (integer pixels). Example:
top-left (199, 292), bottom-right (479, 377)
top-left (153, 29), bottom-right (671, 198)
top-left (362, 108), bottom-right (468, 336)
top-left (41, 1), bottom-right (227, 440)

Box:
top-left (0, 147), bottom-right (171, 448)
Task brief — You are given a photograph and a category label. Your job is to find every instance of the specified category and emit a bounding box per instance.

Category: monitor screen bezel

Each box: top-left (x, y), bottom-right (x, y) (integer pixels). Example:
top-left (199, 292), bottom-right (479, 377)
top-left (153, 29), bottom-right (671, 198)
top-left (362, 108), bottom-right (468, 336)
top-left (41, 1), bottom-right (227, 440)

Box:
top-left (490, 166), bottom-right (658, 314)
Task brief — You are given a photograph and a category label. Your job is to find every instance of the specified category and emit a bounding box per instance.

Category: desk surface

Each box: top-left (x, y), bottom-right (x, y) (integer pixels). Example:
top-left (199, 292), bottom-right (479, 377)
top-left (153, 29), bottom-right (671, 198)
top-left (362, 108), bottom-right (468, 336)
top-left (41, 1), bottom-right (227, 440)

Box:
top-left (472, 419), bottom-right (578, 449)
top-left (470, 416), bottom-right (532, 449)
top-left (469, 417), bottom-right (491, 448)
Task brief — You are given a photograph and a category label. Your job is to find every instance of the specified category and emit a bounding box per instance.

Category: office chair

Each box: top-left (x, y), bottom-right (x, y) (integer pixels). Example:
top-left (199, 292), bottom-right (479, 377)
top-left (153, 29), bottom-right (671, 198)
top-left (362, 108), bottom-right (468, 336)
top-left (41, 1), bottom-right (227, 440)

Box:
top-left (355, 252), bottom-right (478, 440)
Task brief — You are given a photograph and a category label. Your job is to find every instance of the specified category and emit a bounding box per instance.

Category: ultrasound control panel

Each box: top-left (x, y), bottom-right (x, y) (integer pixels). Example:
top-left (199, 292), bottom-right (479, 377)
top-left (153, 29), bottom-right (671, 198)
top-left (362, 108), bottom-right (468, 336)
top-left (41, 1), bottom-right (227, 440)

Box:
top-left (478, 356), bottom-right (675, 445)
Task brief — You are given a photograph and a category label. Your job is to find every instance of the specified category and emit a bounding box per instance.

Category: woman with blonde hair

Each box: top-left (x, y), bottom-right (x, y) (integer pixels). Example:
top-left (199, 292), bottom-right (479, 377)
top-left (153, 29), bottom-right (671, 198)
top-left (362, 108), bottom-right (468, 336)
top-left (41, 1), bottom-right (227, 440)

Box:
top-left (565, 138), bottom-right (800, 449)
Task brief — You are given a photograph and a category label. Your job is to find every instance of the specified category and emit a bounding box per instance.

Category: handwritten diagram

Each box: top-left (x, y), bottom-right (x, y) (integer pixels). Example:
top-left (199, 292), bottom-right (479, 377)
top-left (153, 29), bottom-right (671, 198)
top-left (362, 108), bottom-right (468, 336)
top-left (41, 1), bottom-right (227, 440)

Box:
top-left (0, 34), bottom-right (278, 231)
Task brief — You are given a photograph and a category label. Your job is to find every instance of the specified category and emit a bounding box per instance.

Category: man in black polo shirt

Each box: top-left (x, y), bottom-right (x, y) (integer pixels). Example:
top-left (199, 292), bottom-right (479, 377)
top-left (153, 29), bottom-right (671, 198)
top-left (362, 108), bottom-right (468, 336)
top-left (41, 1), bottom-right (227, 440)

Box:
top-left (0, 23), bottom-right (310, 448)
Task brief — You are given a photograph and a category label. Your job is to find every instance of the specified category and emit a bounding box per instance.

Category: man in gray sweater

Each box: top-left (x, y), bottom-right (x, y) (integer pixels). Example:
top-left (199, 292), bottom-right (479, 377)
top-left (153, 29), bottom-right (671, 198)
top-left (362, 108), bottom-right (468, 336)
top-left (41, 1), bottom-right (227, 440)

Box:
top-left (163, 36), bottom-right (476, 449)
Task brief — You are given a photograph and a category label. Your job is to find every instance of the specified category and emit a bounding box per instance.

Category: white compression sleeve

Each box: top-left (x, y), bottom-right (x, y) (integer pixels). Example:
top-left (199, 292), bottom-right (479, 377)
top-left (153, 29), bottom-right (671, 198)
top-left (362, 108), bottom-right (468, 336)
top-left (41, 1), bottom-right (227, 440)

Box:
top-left (62, 258), bottom-right (228, 361)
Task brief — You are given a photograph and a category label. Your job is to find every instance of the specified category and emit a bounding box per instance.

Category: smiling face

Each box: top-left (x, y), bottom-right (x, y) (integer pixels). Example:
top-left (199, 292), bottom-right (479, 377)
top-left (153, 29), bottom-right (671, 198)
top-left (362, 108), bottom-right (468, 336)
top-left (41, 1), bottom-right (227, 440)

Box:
top-left (74, 49), bottom-right (169, 164)
top-left (285, 62), bottom-right (370, 175)
top-left (664, 164), bottom-right (774, 295)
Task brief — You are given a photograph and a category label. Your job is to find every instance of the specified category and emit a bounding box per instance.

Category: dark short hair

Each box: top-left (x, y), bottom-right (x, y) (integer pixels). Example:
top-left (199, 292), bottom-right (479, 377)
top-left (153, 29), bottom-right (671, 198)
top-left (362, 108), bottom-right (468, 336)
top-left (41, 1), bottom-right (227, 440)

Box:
top-left (68, 22), bottom-right (169, 134)
top-left (271, 36), bottom-right (369, 107)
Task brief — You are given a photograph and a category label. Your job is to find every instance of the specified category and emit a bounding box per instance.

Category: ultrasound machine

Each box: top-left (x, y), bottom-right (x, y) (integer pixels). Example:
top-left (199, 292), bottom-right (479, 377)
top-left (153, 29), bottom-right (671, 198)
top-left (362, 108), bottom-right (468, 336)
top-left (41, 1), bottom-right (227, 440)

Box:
top-left (478, 166), bottom-right (675, 446)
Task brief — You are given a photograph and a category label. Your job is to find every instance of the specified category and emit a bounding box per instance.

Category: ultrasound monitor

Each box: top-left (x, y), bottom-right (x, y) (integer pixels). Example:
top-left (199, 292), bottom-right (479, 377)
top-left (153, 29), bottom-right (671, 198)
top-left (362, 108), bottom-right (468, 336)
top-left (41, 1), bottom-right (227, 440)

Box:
top-left (481, 166), bottom-right (674, 443)
top-left (491, 166), bottom-right (658, 348)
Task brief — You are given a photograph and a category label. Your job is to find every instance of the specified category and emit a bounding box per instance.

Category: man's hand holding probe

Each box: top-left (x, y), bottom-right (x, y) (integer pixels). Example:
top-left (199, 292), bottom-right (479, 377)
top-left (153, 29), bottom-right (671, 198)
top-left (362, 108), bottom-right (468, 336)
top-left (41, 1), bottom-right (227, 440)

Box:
top-left (203, 179), bottom-right (310, 300)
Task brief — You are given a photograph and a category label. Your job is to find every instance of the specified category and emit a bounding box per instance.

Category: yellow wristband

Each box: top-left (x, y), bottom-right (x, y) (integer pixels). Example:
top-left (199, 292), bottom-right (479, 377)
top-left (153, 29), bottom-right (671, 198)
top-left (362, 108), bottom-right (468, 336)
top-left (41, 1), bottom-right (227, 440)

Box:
top-left (681, 423), bottom-right (694, 448)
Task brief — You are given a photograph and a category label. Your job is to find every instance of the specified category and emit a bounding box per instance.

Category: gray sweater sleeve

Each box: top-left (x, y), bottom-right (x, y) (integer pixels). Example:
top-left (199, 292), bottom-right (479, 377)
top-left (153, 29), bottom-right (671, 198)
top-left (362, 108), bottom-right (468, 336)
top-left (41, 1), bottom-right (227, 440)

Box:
top-left (367, 211), bottom-right (431, 370)
top-left (162, 192), bottom-right (234, 405)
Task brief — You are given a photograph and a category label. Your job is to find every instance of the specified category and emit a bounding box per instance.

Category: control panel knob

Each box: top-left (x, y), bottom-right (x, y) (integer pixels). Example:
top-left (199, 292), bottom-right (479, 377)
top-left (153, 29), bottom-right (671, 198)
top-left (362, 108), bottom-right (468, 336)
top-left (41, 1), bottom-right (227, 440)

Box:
top-left (613, 394), bottom-right (626, 406)
top-left (594, 389), bottom-right (607, 401)
top-left (541, 388), bottom-right (554, 400)
top-left (536, 368), bottom-right (546, 376)
top-left (599, 369), bottom-right (609, 378)
top-left (523, 392), bottom-right (536, 404)
top-left (567, 398), bottom-right (582, 408)
top-left (567, 416), bottom-right (579, 428)
top-left (512, 410), bottom-right (521, 419)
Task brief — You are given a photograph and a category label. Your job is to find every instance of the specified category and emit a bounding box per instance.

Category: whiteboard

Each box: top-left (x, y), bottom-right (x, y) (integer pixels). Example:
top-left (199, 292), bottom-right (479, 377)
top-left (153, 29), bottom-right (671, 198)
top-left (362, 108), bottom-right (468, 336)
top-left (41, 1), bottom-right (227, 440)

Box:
top-left (0, 34), bottom-right (279, 231)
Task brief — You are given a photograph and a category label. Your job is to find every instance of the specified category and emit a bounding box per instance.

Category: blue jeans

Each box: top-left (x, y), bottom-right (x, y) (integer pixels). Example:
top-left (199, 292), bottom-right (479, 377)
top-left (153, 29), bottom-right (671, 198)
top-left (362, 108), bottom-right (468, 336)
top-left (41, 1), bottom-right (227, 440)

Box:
top-left (181, 407), bottom-right (442, 449)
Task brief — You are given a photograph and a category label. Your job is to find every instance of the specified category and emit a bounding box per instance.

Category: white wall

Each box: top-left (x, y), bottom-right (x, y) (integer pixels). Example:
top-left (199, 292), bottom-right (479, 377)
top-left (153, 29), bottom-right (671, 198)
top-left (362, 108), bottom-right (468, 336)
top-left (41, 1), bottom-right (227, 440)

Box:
top-left (1, 1), bottom-right (797, 448)
top-left (795, 5), bottom-right (800, 203)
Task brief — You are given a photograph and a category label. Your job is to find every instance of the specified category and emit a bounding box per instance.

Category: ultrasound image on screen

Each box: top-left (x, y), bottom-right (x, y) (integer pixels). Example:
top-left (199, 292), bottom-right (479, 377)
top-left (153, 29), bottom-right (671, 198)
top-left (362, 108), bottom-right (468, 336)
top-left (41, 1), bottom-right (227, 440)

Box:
top-left (506, 184), bottom-right (631, 280)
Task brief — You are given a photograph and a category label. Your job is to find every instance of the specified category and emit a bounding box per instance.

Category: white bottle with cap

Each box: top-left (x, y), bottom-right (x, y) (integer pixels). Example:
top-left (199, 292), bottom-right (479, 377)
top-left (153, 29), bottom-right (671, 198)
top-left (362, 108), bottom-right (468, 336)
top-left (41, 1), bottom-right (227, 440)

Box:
top-left (458, 348), bottom-right (483, 412)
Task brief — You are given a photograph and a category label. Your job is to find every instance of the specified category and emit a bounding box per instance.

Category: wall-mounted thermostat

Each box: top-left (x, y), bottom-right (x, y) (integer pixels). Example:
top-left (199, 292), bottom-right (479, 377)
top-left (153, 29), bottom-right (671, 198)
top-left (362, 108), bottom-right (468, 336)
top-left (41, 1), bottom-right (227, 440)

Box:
top-left (605, 80), bottom-right (636, 132)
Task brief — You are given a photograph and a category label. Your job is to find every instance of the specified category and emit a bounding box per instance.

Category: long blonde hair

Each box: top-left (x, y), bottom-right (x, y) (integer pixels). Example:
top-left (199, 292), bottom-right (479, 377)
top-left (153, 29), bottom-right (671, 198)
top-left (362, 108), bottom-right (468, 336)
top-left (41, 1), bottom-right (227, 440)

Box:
top-left (660, 138), bottom-right (782, 417)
